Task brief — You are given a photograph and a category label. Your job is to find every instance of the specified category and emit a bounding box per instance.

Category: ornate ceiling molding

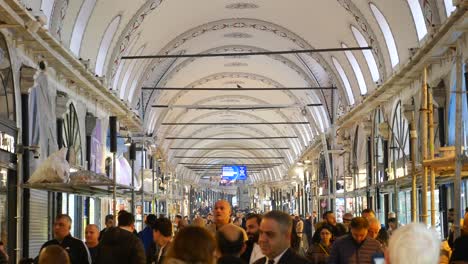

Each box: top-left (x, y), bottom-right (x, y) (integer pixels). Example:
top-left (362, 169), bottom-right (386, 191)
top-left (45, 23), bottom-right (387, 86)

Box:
top-left (108, 0), bottom-right (164, 80)
top-left (140, 18), bottom-right (338, 86)
top-left (153, 45), bottom-right (320, 89)
top-left (225, 3), bottom-right (259, 9)
top-left (223, 32), bottom-right (253, 38)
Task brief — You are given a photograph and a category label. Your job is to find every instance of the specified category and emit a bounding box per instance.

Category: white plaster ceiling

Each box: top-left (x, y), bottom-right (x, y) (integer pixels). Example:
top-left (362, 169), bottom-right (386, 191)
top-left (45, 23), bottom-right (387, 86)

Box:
top-left (29, 0), bottom-right (446, 183)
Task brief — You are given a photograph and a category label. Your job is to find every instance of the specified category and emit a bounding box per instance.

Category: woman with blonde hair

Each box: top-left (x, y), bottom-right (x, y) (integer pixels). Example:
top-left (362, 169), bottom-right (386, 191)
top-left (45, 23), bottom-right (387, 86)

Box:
top-left (164, 226), bottom-right (216, 264)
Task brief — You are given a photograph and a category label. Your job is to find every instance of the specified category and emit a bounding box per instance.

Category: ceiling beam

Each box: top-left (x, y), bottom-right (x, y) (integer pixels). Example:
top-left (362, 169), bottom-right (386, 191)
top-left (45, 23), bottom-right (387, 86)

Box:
top-left (175, 156), bottom-right (285, 159)
top-left (152, 103), bottom-right (322, 110)
top-left (162, 122), bottom-right (309, 125)
top-left (178, 163), bottom-right (283, 165)
top-left (165, 136), bottom-right (298, 140)
top-left (170, 147), bottom-right (289, 150)
top-left (142, 87), bottom-right (336, 91)
top-left (122, 46), bottom-right (372, 59)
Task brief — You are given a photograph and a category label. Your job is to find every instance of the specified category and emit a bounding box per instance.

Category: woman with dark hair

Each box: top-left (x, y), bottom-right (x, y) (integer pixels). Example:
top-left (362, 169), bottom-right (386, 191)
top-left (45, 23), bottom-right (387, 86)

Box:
top-left (164, 226), bottom-right (216, 264)
top-left (306, 224), bottom-right (334, 264)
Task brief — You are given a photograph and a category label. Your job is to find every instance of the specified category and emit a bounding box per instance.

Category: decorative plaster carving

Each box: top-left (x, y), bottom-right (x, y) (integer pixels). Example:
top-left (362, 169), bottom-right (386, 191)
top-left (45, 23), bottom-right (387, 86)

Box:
top-left (225, 3), bottom-right (259, 9)
top-left (224, 62), bottom-right (248, 67)
top-left (109, 0), bottom-right (164, 79)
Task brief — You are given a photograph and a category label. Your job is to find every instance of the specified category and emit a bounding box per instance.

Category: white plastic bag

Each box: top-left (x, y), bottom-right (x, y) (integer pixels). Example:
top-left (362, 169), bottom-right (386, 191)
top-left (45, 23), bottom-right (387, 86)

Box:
top-left (28, 147), bottom-right (70, 183)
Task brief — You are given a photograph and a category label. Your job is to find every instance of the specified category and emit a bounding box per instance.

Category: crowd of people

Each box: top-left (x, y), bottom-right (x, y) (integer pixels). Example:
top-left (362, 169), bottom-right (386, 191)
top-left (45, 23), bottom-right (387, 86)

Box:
top-left (6, 201), bottom-right (468, 264)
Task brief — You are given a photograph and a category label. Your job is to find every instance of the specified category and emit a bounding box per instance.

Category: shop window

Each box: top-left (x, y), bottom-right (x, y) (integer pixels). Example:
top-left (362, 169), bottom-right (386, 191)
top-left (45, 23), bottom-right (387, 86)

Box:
top-left (0, 168), bottom-right (7, 249)
top-left (370, 3), bottom-right (399, 67)
top-left (389, 101), bottom-right (410, 180)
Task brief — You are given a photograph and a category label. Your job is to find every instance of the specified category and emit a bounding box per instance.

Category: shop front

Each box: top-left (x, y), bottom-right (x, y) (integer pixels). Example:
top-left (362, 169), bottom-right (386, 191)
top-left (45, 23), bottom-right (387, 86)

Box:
top-left (0, 31), bottom-right (18, 261)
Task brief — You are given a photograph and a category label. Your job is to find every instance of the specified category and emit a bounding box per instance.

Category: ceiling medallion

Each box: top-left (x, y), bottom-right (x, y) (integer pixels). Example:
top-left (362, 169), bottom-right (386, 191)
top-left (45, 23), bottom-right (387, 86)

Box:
top-left (224, 62), bottom-right (248, 67)
top-left (223, 32), bottom-right (253, 38)
top-left (225, 3), bottom-right (259, 9)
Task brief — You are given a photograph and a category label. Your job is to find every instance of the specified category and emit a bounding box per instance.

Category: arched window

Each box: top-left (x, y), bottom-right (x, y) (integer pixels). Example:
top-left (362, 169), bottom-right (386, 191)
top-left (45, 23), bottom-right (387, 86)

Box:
top-left (0, 33), bottom-right (15, 122)
top-left (63, 104), bottom-right (83, 167)
top-left (332, 57), bottom-right (355, 105)
top-left (69, 0), bottom-right (96, 56)
top-left (40, 0), bottom-right (55, 29)
top-left (406, 0), bottom-right (428, 40)
top-left (119, 45), bottom-right (145, 99)
top-left (342, 43), bottom-right (368, 95)
top-left (373, 108), bottom-right (386, 184)
top-left (447, 63), bottom-right (468, 152)
top-left (444, 0), bottom-right (456, 17)
top-left (370, 3), bottom-right (399, 67)
top-left (351, 26), bottom-right (380, 82)
top-left (389, 101), bottom-right (410, 180)
top-left (95, 16), bottom-right (121, 76)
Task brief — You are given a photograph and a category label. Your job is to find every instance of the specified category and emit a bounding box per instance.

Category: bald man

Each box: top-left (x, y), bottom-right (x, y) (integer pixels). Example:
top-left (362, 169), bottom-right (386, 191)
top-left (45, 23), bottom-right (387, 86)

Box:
top-left (217, 223), bottom-right (248, 264)
top-left (85, 224), bottom-right (99, 262)
top-left (39, 245), bottom-right (70, 264)
top-left (207, 200), bottom-right (232, 234)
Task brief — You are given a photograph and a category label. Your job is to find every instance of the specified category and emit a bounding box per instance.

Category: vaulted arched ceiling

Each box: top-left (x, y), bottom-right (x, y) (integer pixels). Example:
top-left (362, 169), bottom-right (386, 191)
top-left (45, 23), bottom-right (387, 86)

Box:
top-left (25, 0), bottom-right (454, 183)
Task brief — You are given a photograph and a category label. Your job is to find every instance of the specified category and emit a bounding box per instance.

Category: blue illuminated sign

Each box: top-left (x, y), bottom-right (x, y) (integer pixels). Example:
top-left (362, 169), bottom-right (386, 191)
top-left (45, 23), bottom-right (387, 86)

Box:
top-left (221, 165), bottom-right (247, 181)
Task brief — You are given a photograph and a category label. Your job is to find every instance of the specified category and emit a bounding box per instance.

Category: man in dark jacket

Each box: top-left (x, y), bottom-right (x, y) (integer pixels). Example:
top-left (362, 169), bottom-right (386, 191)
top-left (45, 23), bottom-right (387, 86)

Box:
top-left (36, 214), bottom-right (91, 264)
top-left (253, 211), bottom-right (311, 264)
top-left (217, 223), bottom-right (248, 264)
top-left (149, 217), bottom-right (172, 264)
top-left (328, 217), bottom-right (383, 264)
top-left (99, 214), bottom-right (114, 240)
top-left (95, 210), bottom-right (146, 264)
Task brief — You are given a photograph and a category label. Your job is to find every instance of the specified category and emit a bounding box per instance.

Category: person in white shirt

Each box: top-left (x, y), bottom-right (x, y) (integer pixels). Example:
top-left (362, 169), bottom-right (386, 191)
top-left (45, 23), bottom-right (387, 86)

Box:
top-left (241, 213), bottom-right (265, 263)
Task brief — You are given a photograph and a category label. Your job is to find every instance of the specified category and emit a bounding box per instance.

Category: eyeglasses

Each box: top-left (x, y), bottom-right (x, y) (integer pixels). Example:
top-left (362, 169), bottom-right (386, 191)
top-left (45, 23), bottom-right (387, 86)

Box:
top-left (343, 218), bottom-right (352, 222)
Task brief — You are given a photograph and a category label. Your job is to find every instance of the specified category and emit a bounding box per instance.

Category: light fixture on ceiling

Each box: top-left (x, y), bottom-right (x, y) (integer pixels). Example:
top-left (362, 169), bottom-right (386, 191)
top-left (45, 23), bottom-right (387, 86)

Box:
top-left (124, 137), bottom-right (131, 146)
top-left (301, 107), bottom-right (308, 116)
top-left (304, 158), bottom-right (311, 164)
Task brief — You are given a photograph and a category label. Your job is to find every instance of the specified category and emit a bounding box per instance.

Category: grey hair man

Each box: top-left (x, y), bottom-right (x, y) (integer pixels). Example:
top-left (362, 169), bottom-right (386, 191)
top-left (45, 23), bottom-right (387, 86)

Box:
top-left (37, 214), bottom-right (91, 264)
top-left (385, 223), bottom-right (440, 264)
top-left (254, 211), bottom-right (310, 264)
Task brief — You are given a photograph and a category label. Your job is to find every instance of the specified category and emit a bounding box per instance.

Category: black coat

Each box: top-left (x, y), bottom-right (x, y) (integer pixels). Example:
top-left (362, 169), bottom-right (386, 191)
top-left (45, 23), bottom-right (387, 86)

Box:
top-left (218, 255), bottom-right (246, 264)
top-left (95, 227), bottom-right (146, 264)
top-left (36, 234), bottom-right (91, 264)
top-left (450, 234), bottom-right (468, 262)
top-left (240, 240), bottom-right (254, 263)
top-left (253, 248), bottom-right (311, 264)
